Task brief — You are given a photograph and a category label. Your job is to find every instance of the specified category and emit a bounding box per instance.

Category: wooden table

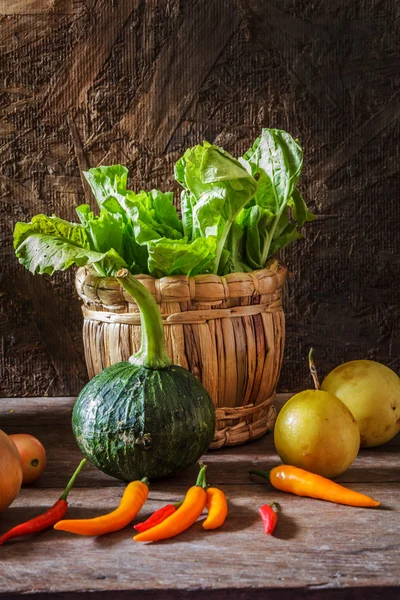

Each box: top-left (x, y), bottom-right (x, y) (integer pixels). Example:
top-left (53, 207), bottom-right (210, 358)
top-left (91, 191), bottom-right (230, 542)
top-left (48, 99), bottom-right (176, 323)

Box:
top-left (0, 395), bottom-right (399, 599)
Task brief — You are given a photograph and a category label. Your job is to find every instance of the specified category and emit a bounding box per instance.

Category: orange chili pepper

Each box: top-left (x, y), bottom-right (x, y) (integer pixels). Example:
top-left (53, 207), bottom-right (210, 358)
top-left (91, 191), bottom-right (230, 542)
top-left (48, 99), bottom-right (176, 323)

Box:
top-left (134, 465), bottom-right (207, 542)
top-left (250, 466), bottom-right (380, 507)
top-left (202, 487), bottom-right (228, 530)
top-left (54, 479), bottom-right (149, 536)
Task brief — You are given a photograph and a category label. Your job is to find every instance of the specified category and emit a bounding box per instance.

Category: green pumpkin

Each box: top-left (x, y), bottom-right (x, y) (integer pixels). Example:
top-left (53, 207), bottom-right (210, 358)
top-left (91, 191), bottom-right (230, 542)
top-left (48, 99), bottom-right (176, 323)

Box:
top-left (72, 269), bottom-right (215, 481)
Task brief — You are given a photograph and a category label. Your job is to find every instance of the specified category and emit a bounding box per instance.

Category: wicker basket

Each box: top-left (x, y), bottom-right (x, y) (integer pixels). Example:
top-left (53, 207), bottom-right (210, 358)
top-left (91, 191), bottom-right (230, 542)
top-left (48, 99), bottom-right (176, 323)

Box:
top-left (75, 262), bottom-right (287, 449)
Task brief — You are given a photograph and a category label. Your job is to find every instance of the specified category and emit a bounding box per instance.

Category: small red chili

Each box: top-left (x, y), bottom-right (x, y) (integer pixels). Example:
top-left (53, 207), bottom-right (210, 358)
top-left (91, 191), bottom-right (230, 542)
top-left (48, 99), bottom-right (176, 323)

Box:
top-left (134, 501), bottom-right (183, 533)
top-left (259, 502), bottom-right (278, 535)
top-left (0, 459), bottom-right (86, 545)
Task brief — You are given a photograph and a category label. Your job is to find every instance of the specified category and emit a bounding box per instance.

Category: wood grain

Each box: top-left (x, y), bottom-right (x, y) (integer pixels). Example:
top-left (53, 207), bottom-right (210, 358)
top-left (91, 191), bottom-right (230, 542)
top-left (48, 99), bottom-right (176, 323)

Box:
top-left (0, 395), bottom-right (399, 599)
top-left (1, 395), bottom-right (399, 489)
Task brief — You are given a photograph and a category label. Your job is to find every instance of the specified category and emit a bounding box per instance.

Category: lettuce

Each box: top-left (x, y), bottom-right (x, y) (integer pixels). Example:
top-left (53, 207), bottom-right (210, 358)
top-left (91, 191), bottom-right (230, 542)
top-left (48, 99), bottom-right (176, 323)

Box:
top-left (76, 205), bottom-right (124, 255)
top-left (76, 204), bottom-right (147, 274)
top-left (235, 128), bottom-right (315, 269)
top-left (14, 214), bottom-right (88, 250)
top-left (85, 165), bottom-right (184, 245)
top-left (174, 141), bottom-right (257, 274)
top-left (116, 190), bottom-right (183, 244)
top-left (14, 215), bottom-right (126, 277)
top-left (147, 237), bottom-right (217, 278)
top-left (13, 129), bottom-right (314, 281)
top-left (83, 165), bottom-right (128, 213)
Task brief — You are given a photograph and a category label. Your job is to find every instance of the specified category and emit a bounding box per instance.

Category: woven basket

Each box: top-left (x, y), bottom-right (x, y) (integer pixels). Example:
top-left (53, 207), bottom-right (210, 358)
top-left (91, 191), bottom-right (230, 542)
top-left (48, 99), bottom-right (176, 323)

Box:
top-left (75, 261), bottom-right (287, 449)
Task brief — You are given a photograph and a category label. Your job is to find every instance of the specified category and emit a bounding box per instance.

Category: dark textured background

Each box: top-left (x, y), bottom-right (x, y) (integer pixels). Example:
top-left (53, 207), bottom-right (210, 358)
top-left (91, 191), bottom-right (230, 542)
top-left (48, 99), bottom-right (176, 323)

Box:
top-left (1, 0), bottom-right (399, 397)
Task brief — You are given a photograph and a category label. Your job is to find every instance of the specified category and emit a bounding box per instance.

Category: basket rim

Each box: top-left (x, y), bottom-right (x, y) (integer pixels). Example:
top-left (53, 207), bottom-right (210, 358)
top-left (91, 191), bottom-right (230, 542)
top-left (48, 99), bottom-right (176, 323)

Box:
top-left (75, 260), bottom-right (287, 306)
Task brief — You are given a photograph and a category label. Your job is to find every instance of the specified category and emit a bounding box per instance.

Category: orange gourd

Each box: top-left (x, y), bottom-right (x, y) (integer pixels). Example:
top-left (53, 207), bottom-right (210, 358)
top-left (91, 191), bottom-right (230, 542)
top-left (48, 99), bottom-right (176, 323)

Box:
top-left (0, 429), bottom-right (23, 512)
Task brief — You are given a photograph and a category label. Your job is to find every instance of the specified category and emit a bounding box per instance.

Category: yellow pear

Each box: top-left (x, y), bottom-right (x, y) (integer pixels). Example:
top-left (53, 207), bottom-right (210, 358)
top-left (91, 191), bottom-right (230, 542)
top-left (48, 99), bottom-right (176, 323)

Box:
top-left (274, 388), bottom-right (360, 479)
top-left (321, 360), bottom-right (400, 447)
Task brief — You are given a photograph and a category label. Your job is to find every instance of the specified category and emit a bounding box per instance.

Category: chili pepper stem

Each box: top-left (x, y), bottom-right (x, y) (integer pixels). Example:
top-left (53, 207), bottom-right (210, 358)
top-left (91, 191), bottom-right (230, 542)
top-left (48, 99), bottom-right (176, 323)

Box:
top-left (249, 468), bottom-right (271, 481)
top-left (308, 348), bottom-right (321, 390)
top-left (59, 459), bottom-right (87, 501)
top-left (196, 463), bottom-right (207, 488)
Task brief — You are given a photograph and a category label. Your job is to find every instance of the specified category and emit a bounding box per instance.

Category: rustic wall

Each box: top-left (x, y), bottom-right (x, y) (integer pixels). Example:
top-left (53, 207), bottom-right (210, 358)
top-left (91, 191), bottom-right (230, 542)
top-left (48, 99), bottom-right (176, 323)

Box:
top-left (1, 0), bottom-right (399, 397)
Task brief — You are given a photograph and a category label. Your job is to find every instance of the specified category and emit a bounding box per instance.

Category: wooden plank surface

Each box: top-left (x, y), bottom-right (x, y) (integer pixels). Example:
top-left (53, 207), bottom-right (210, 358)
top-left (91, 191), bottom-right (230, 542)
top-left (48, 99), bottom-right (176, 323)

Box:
top-left (0, 395), bottom-right (399, 599)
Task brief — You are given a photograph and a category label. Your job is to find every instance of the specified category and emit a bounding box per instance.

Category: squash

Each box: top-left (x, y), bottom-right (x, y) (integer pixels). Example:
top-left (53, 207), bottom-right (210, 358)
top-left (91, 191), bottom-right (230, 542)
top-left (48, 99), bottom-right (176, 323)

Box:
top-left (72, 269), bottom-right (215, 481)
top-left (0, 429), bottom-right (23, 512)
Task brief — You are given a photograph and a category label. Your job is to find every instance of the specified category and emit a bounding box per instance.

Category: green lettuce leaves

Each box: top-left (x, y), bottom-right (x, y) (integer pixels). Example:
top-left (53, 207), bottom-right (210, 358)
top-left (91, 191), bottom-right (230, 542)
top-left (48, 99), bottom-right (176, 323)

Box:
top-left (233, 129), bottom-right (315, 270)
top-left (13, 128), bottom-right (314, 280)
top-left (148, 237), bottom-right (217, 278)
top-left (175, 141), bottom-right (257, 273)
top-left (14, 214), bottom-right (126, 276)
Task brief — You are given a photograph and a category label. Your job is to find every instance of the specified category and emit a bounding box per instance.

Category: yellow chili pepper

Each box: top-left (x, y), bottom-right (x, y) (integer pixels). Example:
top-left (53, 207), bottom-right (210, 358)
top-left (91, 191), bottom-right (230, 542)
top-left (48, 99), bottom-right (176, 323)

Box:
top-left (134, 466), bottom-right (207, 542)
top-left (202, 487), bottom-right (228, 530)
top-left (54, 479), bottom-right (149, 536)
top-left (250, 466), bottom-right (380, 507)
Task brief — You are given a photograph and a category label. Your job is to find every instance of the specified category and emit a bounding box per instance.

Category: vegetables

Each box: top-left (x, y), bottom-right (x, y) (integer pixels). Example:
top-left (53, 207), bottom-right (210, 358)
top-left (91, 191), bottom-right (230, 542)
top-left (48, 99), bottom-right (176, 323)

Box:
top-left (13, 214), bottom-right (127, 278)
top-left (134, 501), bottom-right (183, 533)
top-left (175, 141), bottom-right (257, 273)
top-left (13, 129), bottom-right (314, 279)
top-left (321, 360), bottom-right (400, 447)
top-left (250, 466), bottom-right (380, 507)
top-left (259, 503), bottom-right (278, 535)
top-left (9, 434), bottom-right (47, 484)
top-left (13, 156), bottom-right (217, 485)
top-left (236, 130), bottom-right (314, 270)
top-left (134, 464), bottom-right (208, 542)
top-left (0, 459), bottom-right (86, 545)
top-left (134, 464), bottom-right (228, 542)
top-left (72, 268), bottom-right (215, 481)
top-left (202, 487), bottom-right (228, 530)
top-left (0, 430), bottom-right (23, 513)
top-left (54, 479), bottom-right (149, 536)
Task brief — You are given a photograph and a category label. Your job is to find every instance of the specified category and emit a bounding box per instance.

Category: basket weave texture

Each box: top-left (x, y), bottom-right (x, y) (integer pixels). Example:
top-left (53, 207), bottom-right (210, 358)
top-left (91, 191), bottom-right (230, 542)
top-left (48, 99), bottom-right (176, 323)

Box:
top-left (75, 262), bottom-right (287, 449)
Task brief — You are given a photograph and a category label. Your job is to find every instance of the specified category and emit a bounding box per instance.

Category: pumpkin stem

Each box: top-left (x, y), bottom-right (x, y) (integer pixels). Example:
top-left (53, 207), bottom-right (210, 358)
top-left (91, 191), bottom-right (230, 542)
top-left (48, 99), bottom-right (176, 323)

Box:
top-left (116, 269), bottom-right (172, 369)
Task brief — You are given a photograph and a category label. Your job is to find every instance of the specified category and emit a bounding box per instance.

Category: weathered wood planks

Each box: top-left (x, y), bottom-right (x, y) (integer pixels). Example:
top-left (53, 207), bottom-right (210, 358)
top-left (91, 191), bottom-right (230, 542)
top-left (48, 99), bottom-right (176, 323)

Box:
top-left (0, 395), bottom-right (399, 599)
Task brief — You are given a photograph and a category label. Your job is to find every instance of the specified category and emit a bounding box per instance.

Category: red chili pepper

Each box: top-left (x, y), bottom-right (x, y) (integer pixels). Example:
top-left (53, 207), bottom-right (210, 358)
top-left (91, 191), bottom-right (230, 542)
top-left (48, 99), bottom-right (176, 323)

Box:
top-left (134, 501), bottom-right (183, 533)
top-left (0, 459), bottom-right (86, 545)
top-left (259, 502), bottom-right (278, 535)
